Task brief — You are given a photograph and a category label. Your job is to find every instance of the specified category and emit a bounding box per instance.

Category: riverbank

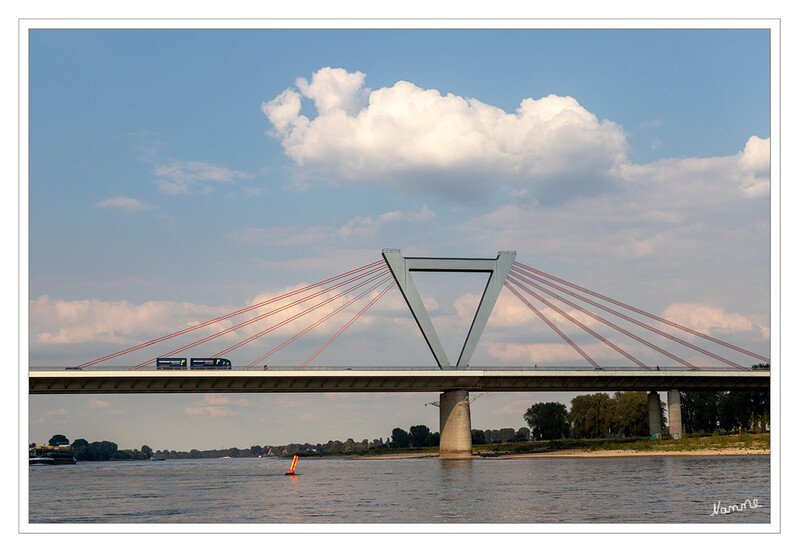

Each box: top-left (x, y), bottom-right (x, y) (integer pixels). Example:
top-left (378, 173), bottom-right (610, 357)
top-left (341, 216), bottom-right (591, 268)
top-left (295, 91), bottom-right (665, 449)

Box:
top-left (490, 447), bottom-right (769, 459)
top-left (356, 433), bottom-right (770, 460)
top-left (360, 448), bottom-right (768, 459)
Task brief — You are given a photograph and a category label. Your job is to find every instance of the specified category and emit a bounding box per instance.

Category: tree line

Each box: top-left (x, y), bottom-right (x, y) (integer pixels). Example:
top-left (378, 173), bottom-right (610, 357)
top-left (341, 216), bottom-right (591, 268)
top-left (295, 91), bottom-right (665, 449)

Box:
top-left (388, 425), bottom-right (439, 448)
top-left (523, 389), bottom-right (770, 441)
top-left (680, 364), bottom-right (770, 434)
top-left (680, 390), bottom-right (769, 434)
top-left (524, 392), bottom-right (657, 440)
top-left (471, 427), bottom-right (531, 444)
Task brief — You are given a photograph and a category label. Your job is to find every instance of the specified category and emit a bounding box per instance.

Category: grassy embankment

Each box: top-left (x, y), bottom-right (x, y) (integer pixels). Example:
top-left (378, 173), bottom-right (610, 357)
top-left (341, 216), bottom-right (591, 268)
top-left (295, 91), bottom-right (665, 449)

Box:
top-left (312, 433), bottom-right (769, 458)
top-left (472, 432), bottom-right (770, 456)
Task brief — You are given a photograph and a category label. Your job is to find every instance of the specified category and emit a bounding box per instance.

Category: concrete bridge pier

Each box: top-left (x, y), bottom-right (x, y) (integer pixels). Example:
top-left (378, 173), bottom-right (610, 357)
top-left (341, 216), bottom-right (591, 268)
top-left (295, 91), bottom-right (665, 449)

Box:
top-left (439, 389), bottom-right (473, 458)
top-left (648, 391), bottom-right (662, 439)
top-left (668, 390), bottom-right (683, 438)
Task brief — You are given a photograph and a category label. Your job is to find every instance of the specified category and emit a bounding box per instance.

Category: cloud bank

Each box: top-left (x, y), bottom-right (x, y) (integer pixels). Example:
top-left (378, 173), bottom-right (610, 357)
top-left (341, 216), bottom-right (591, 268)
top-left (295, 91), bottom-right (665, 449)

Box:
top-left (263, 67), bottom-right (630, 199)
top-left (263, 67), bottom-right (769, 204)
top-left (30, 283), bottom-right (768, 368)
top-left (30, 296), bottom-right (228, 346)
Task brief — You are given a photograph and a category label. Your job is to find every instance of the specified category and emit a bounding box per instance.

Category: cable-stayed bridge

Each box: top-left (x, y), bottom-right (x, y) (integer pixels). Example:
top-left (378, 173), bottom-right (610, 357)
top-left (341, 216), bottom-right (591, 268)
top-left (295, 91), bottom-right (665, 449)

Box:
top-left (29, 250), bottom-right (770, 458)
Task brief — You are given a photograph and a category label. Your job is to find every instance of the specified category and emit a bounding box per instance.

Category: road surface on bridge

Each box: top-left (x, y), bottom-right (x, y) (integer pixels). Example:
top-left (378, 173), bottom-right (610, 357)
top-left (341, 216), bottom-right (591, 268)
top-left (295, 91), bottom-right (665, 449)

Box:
top-left (29, 366), bottom-right (770, 394)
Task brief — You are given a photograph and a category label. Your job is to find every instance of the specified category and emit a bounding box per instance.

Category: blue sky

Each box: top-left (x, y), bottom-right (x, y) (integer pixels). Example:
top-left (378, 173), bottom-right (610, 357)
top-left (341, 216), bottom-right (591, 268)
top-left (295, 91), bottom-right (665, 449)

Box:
top-left (25, 25), bottom-right (774, 451)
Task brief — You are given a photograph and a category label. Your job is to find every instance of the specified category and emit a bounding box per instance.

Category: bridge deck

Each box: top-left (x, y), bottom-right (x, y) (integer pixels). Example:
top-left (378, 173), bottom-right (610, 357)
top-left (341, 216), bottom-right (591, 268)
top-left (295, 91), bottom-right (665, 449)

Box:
top-left (29, 367), bottom-right (770, 394)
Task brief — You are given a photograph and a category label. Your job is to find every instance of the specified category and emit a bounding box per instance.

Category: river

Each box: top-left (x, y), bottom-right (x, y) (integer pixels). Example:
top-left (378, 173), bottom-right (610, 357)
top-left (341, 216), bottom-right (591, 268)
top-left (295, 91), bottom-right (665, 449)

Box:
top-left (27, 454), bottom-right (770, 525)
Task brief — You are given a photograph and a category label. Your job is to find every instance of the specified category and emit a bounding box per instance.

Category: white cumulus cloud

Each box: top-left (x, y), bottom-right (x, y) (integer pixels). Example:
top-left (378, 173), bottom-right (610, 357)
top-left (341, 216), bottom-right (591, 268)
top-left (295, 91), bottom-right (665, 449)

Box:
top-left (263, 67), bottom-right (630, 199)
top-left (736, 136), bottom-right (770, 198)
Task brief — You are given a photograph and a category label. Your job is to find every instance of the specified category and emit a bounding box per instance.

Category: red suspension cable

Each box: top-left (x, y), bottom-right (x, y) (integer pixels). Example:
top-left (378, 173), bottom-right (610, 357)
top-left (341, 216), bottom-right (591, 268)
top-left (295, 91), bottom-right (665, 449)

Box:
top-left (508, 274), bottom-right (685, 368)
top-left (248, 276), bottom-right (394, 368)
top-left (511, 264), bottom-right (743, 368)
top-left (137, 268), bottom-right (390, 367)
top-left (213, 270), bottom-right (390, 361)
top-left (300, 280), bottom-right (396, 368)
top-left (515, 261), bottom-right (769, 363)
top-left (505, 282), bottom-right (600, 369)
top-left (507, 275), bottom-right (649, 368)
top-left (79, 259), bottom-right (387, 367)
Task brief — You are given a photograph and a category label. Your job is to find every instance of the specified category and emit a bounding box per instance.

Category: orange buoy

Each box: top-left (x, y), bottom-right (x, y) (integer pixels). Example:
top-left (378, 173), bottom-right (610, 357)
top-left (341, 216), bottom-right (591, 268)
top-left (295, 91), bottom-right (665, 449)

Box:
top-left (284, 454), bottom-right (298, 475)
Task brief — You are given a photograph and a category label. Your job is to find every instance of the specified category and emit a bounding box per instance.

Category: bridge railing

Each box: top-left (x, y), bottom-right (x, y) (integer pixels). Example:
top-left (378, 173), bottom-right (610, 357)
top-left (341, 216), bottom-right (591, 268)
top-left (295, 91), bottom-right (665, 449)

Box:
top-left (28, 365), bottom-right (765, 372)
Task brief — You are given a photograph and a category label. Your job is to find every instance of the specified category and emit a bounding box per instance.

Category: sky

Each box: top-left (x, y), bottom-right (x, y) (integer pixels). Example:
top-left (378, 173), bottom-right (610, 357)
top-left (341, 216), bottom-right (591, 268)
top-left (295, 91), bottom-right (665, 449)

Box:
top-left (23, 24), bottom-right (775, 452)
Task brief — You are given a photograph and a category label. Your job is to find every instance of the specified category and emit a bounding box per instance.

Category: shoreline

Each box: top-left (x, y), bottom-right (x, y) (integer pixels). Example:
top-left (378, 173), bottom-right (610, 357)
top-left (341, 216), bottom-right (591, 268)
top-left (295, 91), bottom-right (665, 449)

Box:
top-left (358, 447), bottom-right (769, 460)
top-left (491, 447), bottom-right (769, 459)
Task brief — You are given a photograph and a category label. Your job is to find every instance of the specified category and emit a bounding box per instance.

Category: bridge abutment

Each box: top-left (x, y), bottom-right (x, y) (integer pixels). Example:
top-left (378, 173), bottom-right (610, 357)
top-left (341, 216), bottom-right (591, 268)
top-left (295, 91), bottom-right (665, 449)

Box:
top-left (648, 391), bottom-right (662, 439)
top-left (439, 389), bottom-right (473, 458)
top-left (668, 389), bottom-right (682, 438)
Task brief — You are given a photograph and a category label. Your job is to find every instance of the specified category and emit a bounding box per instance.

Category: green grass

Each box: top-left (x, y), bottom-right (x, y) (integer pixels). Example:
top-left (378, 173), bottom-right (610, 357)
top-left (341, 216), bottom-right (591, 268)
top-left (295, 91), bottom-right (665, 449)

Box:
top-left (471, 433), bottom-right (769, 455)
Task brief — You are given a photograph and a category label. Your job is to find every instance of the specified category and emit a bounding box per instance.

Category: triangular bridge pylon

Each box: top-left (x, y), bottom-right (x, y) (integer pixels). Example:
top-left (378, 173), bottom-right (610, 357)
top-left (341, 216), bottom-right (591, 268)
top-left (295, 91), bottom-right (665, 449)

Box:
top-left (382, 249), bottom-right (516, 369)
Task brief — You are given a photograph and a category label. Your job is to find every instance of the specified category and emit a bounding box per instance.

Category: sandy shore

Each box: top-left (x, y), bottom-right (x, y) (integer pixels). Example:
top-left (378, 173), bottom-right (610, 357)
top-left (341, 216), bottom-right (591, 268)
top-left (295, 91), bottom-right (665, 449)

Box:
top-left (494, 447), bottom-right (769, 459)
top-left (358, 448), bottom-right (769, 459)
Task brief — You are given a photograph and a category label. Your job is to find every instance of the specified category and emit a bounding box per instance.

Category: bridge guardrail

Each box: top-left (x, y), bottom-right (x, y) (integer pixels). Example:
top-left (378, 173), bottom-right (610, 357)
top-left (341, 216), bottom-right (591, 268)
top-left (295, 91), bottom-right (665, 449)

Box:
top-left (28, 365), bottom-right (763, 372)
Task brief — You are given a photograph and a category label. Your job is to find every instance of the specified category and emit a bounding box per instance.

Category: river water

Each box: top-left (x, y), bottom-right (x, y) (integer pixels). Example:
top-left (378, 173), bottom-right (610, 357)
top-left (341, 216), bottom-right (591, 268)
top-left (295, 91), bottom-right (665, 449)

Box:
top-left (27, 455), bottom-right (770, 525)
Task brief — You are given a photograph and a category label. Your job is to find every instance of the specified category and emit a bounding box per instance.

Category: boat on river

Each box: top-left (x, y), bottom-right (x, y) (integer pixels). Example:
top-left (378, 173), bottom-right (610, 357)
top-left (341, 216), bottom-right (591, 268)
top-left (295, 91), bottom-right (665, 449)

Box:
top-left (29, 445), bottom-right (77, 465)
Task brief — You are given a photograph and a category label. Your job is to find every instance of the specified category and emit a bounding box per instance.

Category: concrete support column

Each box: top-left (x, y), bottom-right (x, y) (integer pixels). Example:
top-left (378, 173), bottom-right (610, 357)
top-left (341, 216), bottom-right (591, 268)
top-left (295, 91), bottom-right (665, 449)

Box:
top-left (668, 390), bottom-right (683, 439)
top-left (648, 391), bottom-right (662, 439)
top-left (439, 390), bottom-right (473, 458)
